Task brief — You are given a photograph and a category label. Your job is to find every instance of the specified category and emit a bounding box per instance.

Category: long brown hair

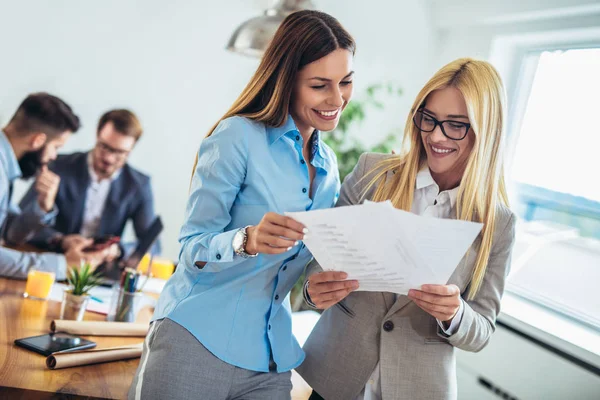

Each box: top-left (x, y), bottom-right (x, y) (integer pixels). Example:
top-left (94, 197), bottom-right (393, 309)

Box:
top-left (191, 10), bottom-right (355, 174)
top-left (365, 59), bottom-right (508, 299)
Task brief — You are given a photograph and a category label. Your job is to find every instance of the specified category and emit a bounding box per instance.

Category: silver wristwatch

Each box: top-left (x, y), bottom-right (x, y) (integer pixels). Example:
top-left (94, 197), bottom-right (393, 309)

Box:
top-left (232, 225), bottom-right (258, 258)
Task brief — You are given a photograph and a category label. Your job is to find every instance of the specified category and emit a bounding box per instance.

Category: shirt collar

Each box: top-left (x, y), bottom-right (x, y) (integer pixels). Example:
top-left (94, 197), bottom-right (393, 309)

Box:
top-left (415, 167), bottom-right (459, 209)
top-left (266, 114), bottom-right (325, 162)
top-left (87, 152), bottom-right (121, 184)
top-left (266, 114), bottom-right (300, 144)
top-left (0, 130), bottom-right (22, 182)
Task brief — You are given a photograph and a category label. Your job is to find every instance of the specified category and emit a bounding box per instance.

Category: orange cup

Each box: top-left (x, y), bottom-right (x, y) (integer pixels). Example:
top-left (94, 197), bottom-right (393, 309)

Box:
top-left (150, 258), bottom-right (175, 280)
top-left (136, 254), bottom-right (174, 280)
top-left (137, 254), bottom-right (152, 274)
top-left (24, 269), bottom-right (55, 300)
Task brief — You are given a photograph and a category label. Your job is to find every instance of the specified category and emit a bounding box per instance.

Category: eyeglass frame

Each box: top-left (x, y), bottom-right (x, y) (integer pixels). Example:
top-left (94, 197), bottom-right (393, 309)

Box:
top-left (412, 109), bottom-right (471, 141)
top-left (95, 140), bottom-right (131, 158)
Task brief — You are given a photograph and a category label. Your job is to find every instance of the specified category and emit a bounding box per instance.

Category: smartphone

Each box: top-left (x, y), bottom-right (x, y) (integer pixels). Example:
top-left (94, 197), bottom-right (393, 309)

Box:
top-left (14, 333), bottom-right (96, 356)
top-left (83, 235), bottom-right (120, 252)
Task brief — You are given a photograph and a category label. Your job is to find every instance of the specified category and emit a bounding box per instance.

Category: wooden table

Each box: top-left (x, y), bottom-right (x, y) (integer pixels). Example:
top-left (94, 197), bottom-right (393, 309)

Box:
top-left (0, 278), bottom-right (149, 399)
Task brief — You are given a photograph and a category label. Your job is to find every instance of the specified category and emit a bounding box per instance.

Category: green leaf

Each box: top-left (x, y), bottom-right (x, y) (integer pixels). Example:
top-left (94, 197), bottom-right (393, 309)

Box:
top-left (67, 262), bottom-right (104, 296)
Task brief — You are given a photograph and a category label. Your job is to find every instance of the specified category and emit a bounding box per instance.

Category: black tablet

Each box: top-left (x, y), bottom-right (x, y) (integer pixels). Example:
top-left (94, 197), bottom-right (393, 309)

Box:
top-left (14, 333), bottom-right (96, 357)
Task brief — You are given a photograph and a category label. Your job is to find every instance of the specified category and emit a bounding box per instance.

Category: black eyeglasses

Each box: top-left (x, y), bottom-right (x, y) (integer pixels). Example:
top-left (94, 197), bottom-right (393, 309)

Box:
top-left (96, 141), bottom-right (130, 157)
top-left (413, 109), bottom-right (471, 141)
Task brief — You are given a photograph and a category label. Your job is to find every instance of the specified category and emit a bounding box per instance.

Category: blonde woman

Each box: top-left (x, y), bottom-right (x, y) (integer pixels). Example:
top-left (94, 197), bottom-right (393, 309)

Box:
top-left (296, 58), bottom-right (516, 400)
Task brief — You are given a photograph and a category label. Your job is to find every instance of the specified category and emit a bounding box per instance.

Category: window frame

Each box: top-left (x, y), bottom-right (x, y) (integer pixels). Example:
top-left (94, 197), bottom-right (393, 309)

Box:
top-left (490, 28), bottom-right (600, 331)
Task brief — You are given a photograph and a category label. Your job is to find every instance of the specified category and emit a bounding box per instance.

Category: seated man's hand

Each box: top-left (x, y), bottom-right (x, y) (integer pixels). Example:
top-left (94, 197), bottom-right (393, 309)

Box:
top-left (61, 234), bottom-right (89, 252)
top-left (35, 165), bottom-right (61, 213)
top-left (64, 240), bottom-right (109, 271)
top-left (104, 243), bottom-right (121, 262)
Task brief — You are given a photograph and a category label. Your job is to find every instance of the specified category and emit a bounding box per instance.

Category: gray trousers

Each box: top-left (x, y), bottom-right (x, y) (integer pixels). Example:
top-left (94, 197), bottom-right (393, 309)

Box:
top-left (128, 318), bottom-right (292, 400)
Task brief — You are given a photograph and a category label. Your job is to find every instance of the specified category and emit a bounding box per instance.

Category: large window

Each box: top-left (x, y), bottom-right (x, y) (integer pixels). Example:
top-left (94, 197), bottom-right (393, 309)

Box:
top-left (507, 48), bottom-right (600, 330)
top-left (511, 49), bottom-right (600, 204)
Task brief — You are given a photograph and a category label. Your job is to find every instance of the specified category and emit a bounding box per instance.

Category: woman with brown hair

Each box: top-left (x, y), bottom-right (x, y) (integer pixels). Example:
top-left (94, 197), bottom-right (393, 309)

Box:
top-left (128, 10), bottom-right (356, 400)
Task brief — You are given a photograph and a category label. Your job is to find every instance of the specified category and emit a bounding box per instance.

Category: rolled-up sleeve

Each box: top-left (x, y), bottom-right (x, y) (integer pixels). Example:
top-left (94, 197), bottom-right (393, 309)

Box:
top-left (178, 118), bottom-right (249, 272)
top-left (5, 199), bottom-right (58, 244)
top-left (0, 246), bottom-right (67, 280)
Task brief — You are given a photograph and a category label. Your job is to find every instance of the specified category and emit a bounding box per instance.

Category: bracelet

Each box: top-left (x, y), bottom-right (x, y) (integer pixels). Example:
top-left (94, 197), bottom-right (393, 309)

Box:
top-left (303, 279), bottom-right (318, 309)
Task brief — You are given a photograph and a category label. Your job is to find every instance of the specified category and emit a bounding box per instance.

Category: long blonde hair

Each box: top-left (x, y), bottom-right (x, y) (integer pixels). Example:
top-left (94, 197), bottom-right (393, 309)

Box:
top-left (366, 58), bottom-right (508, 299)
top-left (190, 10), bottom-right (355, 176)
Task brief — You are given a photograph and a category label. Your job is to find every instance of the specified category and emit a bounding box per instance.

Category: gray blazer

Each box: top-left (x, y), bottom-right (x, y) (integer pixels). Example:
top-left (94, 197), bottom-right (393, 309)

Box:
top-left (296, 153), bottom-right (516, 400)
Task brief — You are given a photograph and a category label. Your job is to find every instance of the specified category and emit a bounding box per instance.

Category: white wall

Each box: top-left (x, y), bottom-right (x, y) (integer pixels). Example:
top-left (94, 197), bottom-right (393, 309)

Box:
top-left (0, 0), bottom-right (262, 259)
top-left (318, 0), bottom-right (437, 148)
top-left (0, 0), bottom-right (437, 259)
top-left (430, 0), bottom-right (600, 64)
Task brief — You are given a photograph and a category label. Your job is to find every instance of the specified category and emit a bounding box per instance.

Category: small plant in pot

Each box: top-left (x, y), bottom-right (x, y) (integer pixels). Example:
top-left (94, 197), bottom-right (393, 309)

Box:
top-left (60, 263), bottom-right (103, 321)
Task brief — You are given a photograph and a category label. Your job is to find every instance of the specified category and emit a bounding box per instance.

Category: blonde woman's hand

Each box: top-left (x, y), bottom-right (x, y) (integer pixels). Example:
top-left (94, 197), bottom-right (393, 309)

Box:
top-left (307, 271), bottom-right (359, 310)
top-left (408, 284), bottom-right (461, 322)
top-left (245, 212), bottom-right (306, 255)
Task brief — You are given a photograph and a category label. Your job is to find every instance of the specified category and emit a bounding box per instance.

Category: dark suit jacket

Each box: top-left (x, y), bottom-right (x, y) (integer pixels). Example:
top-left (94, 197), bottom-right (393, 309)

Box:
top-left (19, 152), bottom-right (161, 255)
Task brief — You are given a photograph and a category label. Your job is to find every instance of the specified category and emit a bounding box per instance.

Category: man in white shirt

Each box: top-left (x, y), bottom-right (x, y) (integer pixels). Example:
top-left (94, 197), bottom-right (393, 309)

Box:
top-left (20, 109), bottom-right (160, 260)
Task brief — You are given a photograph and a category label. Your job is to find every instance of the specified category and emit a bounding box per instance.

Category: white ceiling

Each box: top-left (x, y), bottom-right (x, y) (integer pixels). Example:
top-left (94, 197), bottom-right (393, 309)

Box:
top-left (427, 0), bottom-right (600, 28)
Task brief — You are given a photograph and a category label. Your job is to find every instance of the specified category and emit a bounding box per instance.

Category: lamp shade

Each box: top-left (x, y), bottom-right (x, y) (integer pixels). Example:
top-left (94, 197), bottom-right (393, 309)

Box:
top-left (226, 14), bottom-right (286, 57)
top-left (226, 0), bottom-right (315, 57)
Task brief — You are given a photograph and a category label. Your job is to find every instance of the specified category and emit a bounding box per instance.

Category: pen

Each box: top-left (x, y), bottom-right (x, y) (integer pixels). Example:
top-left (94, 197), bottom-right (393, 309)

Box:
top-left (90, 296), bottom-right (104, 303)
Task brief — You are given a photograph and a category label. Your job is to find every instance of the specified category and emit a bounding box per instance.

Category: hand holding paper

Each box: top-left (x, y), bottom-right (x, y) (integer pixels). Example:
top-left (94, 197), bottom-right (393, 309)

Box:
top-left (287, 201), bottom-right (482, 295)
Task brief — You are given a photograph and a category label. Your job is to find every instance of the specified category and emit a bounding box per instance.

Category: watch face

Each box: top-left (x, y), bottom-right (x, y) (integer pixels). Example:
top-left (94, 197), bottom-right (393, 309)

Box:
top-left (232, 230), bottom-right (245, 251)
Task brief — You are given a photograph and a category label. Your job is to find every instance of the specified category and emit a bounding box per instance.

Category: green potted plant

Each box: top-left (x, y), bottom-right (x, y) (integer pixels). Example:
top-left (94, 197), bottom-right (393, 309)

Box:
top-left (60, 263), bottom-right (103, 321)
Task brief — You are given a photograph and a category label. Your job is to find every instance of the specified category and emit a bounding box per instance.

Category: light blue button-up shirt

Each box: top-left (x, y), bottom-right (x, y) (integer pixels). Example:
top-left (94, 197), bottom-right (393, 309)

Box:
top-left (0, 130), bottom-right (66, 279)
top-left (153, 115), bottom-right (340, 372)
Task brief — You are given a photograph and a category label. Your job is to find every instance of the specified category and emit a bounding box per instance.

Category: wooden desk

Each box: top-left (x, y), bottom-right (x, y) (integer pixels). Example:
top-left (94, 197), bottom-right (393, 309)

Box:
top-left (0, 278), bottom-right (148, 399)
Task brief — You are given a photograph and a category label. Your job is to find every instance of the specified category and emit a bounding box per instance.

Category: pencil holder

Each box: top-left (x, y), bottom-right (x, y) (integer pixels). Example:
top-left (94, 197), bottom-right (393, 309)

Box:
top-left (107, 285), bottom-right (146, 323)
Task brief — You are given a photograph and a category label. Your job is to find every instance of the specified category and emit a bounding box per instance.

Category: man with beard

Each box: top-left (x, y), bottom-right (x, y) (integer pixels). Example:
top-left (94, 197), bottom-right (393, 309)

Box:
top-left (0, 93), bottom-right (108, 279)
top-left (19, 109), bottom-right (160, 261)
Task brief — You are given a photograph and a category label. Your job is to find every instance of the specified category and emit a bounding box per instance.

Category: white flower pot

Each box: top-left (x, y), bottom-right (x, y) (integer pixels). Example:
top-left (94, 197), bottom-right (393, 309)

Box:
top-left (60, 291), bottom-right (90, 321)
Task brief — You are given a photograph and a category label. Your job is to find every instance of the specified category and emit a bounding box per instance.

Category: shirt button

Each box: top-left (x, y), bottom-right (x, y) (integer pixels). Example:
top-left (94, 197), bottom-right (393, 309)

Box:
top-left (295, 135), bottom-right (300, 141)
top-left (275, 294), bottom-right (279, 300)
top-left (302, 188), bottom-right (307, 193)
top-left (383, 321), bottom-right (394, 332)
top-left (268, 324), bottom-right (271, 330)
top-left (282, 266), bottom-right (287, 271)
top-left (300, 159), bottom-right (306, 164)
top-left (216, 254), bottom-right (221, 260)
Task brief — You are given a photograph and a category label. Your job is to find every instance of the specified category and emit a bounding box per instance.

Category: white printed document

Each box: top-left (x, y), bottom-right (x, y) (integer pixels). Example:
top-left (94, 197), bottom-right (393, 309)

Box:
top-left (286, 201), bottom-right (482, 294)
